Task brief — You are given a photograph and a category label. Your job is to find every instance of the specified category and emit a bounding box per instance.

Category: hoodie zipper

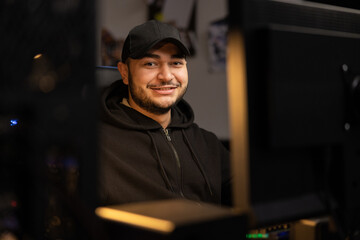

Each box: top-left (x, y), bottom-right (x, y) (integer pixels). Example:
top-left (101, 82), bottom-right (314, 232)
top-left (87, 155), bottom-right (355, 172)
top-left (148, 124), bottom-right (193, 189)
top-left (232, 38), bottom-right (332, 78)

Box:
top-left (162, 128), bottom-right (185, 197)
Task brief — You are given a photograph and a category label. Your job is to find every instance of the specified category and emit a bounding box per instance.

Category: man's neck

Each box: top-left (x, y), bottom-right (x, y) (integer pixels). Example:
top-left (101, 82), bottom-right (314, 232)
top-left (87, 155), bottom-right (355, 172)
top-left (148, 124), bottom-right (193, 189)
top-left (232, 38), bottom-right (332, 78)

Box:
top-left (125, 98), bottom-right (171, 129)
top-left (145, 111), bottom-right (171, 129)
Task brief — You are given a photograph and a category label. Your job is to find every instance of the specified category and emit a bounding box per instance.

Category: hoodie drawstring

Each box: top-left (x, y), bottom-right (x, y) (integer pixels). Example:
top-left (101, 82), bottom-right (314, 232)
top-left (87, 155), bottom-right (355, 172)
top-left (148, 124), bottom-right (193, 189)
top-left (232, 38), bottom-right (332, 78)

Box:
top-left (147, 131), bottom-right (175, 192)
top-left (182, 129), bottom-right (214, 197)
top-left (147, 128), bottom-right (214, 199)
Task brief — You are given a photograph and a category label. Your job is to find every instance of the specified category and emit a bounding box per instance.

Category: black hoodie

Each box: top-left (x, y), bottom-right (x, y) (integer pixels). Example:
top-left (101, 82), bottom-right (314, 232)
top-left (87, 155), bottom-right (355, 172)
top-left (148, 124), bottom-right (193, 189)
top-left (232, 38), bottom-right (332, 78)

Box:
top-left (98, 80), bottom-right (232, 206)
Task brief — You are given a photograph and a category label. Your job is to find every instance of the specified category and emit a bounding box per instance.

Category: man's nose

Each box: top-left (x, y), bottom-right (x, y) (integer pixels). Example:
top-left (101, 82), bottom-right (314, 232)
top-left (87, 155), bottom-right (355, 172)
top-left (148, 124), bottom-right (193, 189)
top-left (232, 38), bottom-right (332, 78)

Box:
top-left (158, 65), bottom-right (174, 82)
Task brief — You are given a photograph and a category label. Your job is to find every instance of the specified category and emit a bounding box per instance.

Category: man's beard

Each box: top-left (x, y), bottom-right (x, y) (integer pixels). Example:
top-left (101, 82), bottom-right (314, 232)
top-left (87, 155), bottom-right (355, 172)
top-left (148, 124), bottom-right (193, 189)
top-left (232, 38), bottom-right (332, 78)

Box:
top-left (128, 72), bottom-right (187, 115)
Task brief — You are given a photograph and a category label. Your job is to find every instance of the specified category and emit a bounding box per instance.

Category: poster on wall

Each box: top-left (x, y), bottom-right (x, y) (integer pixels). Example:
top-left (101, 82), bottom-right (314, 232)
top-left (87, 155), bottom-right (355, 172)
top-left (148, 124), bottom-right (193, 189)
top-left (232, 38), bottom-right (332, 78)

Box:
top-left (207, 18), bottom-right (228, 73)
top-left (100, 28), bottom-right (124, 67)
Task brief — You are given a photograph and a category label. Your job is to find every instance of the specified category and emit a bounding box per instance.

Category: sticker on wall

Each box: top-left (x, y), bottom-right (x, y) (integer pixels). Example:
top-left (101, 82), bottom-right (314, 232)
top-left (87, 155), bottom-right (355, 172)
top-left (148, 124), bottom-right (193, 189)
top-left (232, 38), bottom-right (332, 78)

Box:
top-left (208, 18), bottom-right (228, 73)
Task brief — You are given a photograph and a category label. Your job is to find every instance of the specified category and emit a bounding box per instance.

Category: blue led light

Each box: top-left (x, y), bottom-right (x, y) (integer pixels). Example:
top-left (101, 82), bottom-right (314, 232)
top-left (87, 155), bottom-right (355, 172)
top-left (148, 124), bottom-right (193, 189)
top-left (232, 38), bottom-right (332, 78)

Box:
top-left (10, 119), bottom-right (18, 127)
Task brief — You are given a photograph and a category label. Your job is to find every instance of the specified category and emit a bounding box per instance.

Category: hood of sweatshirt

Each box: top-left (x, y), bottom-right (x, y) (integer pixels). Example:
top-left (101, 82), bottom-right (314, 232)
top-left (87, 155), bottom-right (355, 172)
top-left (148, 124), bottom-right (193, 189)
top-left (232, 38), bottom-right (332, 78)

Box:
top-left (101, 80), bottom-right (195, 130)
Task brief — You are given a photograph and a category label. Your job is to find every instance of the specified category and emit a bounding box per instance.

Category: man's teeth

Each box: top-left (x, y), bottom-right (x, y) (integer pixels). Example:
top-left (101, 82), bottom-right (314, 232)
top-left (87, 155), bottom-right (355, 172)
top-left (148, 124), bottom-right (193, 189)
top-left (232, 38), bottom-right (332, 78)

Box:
top-left (152, 87), bottom-right (176, 90)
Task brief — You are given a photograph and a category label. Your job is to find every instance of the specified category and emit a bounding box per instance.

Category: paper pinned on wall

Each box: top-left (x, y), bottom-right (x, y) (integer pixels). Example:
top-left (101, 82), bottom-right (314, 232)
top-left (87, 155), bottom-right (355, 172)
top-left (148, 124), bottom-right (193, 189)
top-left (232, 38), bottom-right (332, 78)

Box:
top-left (162, 0), bottom-right (195, 29)
top-left (208, 19), bottom-right (228, 73)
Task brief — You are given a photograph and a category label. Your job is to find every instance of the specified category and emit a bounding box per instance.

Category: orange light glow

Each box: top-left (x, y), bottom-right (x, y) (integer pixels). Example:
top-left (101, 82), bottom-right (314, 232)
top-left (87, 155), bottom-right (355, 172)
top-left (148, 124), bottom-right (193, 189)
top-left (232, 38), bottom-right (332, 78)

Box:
top-left (227, 29), bottom-right (252, 220)
top-left (95, 207), bottom-right (175, 234)
top-left (33, 53), bottom-right (42, 59)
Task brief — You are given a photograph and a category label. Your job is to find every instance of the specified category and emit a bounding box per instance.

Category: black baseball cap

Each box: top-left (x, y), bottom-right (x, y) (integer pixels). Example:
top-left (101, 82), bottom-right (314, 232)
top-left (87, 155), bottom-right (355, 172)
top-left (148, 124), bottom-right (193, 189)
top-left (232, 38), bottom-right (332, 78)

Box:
top-left (121, 20), bottom-right (190, 63)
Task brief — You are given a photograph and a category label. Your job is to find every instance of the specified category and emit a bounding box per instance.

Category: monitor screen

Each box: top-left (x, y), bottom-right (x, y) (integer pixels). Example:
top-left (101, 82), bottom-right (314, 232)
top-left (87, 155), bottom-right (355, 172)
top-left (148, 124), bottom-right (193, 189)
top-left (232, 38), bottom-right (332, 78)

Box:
top-left (227, 0), bottom-right (360, 237)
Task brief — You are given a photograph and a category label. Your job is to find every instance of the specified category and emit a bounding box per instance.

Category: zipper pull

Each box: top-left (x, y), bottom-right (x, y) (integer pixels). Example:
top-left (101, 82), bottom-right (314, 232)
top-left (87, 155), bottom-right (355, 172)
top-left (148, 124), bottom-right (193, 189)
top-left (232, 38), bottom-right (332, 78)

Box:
top-left (163, 128), bottom-right (171, 141)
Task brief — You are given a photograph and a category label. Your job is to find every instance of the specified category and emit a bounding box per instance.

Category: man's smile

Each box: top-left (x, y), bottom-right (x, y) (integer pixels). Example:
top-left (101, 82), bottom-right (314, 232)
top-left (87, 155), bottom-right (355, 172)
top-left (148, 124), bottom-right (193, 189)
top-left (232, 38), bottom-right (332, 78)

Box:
top-left (148, 84), bottom-right (180, 94)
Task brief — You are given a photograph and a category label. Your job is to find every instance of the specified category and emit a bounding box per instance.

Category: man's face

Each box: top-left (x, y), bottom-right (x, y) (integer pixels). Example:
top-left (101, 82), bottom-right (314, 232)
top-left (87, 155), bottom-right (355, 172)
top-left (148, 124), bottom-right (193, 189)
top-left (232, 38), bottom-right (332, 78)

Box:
top-left (120, 43), bottom-right (188, 115)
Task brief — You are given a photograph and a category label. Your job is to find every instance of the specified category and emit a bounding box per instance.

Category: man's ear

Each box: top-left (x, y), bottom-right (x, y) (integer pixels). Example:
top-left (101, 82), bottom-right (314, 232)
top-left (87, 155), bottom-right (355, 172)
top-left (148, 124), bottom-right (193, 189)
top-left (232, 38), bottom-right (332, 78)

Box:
top-left (118, 61), bottom-right (129, 85)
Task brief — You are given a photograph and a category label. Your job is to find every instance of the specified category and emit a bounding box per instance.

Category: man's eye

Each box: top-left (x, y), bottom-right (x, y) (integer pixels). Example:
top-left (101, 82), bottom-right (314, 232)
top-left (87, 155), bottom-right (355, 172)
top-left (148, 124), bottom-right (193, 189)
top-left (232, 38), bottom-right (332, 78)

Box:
top-left (144, 61), bottom-right (157, 67)
top-left (172, 61), bottom-right (184, 66)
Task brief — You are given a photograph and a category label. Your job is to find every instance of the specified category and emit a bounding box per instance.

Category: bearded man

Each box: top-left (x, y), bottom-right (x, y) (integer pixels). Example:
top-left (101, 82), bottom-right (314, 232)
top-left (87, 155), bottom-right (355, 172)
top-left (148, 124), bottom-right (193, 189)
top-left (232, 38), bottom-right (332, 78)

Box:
top-left (98, 20), bottom-right (232, 207)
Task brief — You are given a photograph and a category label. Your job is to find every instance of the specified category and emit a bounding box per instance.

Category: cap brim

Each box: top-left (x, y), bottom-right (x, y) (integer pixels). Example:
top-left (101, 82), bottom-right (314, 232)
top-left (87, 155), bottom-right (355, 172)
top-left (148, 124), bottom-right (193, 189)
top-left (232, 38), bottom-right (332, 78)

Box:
top-left (130, 37), bottom-right (190, 59)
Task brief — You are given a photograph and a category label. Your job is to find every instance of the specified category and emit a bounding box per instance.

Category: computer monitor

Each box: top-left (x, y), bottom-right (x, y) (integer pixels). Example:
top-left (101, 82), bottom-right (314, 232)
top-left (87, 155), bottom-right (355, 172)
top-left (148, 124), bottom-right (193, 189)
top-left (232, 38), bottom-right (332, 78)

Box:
top-left (227, 0), bottom-right (360, 238)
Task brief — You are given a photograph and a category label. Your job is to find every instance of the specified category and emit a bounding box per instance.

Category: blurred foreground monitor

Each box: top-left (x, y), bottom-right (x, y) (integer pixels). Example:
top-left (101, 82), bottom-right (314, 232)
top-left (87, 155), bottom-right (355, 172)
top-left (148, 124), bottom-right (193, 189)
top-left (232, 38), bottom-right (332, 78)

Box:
top-left (0, 1), bottom-right (100, 239)
top-left (227, 0), bottom-right (360, 239)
